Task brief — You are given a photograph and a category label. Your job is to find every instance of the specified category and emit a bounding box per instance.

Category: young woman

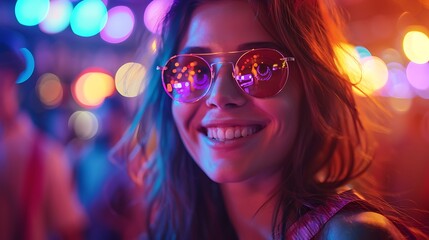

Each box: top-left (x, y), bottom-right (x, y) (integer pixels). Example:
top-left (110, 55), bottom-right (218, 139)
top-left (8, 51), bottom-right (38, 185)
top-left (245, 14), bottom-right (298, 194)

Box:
top-left (113, 0), bottom-right (425, 239)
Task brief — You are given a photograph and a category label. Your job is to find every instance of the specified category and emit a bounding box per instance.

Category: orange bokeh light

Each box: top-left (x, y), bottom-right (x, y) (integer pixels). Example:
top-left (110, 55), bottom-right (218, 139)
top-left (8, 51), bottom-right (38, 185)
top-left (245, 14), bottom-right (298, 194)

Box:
top-left (72, 68), bottom-right (115, 108)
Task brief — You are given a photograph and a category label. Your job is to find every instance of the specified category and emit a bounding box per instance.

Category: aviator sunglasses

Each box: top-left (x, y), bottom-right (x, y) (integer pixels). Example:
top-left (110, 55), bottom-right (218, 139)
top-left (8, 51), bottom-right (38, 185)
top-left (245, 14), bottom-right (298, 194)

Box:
top-left (157, 48), bottom-right (295, 103)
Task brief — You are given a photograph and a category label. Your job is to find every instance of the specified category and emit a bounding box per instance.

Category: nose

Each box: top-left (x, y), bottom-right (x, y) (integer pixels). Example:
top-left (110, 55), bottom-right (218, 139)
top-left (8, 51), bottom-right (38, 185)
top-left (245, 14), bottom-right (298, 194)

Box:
top-left (205, 62), bottom-right (248, 109)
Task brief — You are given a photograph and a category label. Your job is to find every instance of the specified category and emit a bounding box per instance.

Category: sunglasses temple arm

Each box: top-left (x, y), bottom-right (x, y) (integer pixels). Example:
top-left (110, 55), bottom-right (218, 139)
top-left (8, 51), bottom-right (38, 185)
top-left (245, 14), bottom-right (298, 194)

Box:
top-left (283, 57), bottom-right (295, 62)
top-left (156, 66), bottom-right (167, 71)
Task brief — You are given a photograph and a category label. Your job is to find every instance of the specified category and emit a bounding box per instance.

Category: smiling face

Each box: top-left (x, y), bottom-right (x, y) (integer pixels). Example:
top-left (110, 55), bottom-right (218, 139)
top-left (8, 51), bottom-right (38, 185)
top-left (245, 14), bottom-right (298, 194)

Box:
top-left (171, 0), bottom-right (302, 183)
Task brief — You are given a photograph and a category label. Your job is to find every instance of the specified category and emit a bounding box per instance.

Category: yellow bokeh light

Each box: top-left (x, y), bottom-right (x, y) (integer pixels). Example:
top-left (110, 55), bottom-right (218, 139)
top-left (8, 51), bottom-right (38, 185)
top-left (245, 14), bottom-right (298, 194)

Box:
top-left (82, 72), bottom-right (115, 104)
top-left (115, 62), bottom-right (146, 97)
top-left (334, 43), bottom-right (362, 85)
top-left (73, 69), bottom-right (115, 108)
top-left (356, 56), bottom-right (389, 96)
top-left (403, 30), bottom-right (429, 64)
top-left (151, 39), bottom-right (157, 52)
top-left (36, 73), bottom-right (64, 108)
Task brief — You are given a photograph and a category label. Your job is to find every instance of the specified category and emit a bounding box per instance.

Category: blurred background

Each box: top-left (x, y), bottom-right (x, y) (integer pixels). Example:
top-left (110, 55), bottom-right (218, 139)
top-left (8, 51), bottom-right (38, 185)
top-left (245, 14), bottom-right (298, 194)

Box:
top-left (0, 0), bottom-right (428, 238)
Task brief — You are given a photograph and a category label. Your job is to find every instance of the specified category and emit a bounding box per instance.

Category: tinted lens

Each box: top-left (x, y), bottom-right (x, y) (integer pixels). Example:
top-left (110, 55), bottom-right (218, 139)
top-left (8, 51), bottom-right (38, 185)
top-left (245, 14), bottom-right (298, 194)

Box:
top-left (162, 55), bottom-right (212, 102)
top-left (235, 49), bottom-right (288, 98)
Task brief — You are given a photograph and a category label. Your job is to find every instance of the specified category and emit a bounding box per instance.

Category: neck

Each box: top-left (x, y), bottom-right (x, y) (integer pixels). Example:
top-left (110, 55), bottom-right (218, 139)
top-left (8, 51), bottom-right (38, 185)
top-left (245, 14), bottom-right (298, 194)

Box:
top-left (220, 172), bottom-right (281, 240)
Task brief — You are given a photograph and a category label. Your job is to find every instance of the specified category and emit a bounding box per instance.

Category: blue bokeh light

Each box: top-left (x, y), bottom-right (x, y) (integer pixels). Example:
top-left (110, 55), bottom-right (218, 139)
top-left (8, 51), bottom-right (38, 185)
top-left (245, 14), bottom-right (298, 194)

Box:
top-left (16, 48), bottom-right (35, 84)
top-left (355, 46), bottom-right (372, 59)
top-left (70, 0), bottom-right (107, 37)
top-left (15, 0), bottom-right (50, 26)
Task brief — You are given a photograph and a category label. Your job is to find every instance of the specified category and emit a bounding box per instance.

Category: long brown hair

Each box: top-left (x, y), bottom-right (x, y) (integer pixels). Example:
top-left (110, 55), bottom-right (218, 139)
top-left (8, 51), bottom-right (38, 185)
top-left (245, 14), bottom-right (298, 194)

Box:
top-left (251, 0), bottom-right (370, 191)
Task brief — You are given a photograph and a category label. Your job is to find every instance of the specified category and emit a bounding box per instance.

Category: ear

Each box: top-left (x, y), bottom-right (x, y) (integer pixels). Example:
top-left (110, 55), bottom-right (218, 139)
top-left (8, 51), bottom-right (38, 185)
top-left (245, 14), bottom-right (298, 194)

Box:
top-left (318, 211), bottom-right (404, 240)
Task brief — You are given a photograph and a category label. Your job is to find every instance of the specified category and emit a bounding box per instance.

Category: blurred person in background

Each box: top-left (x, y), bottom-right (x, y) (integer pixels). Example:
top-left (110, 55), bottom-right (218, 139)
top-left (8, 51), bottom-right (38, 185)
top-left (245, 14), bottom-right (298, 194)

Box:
top-left (0, 29), bottom-right (87, 240)
top-left (70, 96), bottom-right (144, 240)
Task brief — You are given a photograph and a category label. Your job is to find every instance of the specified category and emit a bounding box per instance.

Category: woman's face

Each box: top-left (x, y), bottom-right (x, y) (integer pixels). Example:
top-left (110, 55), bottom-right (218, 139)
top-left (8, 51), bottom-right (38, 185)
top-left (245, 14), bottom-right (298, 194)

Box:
top-left (172, 0), bottom-right (302, 183)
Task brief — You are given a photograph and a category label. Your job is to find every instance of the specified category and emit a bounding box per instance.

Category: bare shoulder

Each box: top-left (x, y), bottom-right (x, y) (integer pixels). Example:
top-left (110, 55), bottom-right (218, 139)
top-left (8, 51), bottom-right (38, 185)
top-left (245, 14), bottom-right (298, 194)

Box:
top-left (317, 210), bottom-right (405, 240)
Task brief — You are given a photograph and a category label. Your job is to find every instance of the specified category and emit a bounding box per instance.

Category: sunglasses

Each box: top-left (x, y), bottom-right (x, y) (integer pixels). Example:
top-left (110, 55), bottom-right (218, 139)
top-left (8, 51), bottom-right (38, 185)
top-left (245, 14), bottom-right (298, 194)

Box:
top-left (157, 48), bottom-right (295, 103)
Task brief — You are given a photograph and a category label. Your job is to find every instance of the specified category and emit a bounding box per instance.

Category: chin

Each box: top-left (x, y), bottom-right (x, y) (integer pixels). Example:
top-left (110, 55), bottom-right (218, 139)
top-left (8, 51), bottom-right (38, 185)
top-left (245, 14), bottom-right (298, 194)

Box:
top-left (204, 170), bottom-right (251, 184)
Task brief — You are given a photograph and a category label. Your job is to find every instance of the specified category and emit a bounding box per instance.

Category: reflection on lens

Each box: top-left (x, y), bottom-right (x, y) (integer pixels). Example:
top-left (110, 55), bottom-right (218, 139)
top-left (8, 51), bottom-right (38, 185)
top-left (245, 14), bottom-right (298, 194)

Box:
top-left (162, 55), bottom-right (211, 102)
top-left (255, 63), bottom-right (272, 81)
top-left (235, 49), bottom-right (288, 98)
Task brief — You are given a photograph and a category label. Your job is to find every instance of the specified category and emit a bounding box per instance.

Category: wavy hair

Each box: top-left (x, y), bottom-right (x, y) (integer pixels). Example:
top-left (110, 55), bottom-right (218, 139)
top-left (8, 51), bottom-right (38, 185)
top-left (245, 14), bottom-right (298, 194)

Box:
top-left (111, 0), bottom-right (422, 239)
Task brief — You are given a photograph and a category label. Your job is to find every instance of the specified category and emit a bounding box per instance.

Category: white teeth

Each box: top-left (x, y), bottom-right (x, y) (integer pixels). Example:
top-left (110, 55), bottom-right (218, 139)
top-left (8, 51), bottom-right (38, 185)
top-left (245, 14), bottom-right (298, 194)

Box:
top-left (225, 128), bottom-right (234, 139)
top-left (241, 128), bottom-right (248, 137)
top-left (234, 128), bottom-right (241, 138)
top-left (217, 128), bottom-right (225, 140)
top-left (206, 126), bottom-right (258, 141)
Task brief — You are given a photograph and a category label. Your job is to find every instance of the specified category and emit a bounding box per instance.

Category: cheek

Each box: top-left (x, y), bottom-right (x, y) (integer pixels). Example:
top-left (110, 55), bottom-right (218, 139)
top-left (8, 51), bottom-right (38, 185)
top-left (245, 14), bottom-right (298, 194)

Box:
top-left (269, 100), bottom-right (300, 141)
top-left (172, 102), bottom-right (200, 141)
top-left (172, 102), bottom-right (205, 164)
top-left (269, 79), bottom-right (302, 125)
top-left (172, 102), bottom-right (187, 133)
top-left (263, 79), bottom-right (302, 148)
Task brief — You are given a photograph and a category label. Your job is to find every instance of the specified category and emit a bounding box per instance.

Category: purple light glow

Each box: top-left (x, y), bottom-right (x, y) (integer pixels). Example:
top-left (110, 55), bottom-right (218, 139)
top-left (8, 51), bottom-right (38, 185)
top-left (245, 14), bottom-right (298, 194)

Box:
top-left (383, 62), bottom-right (415, 98)
top-left (143, 0), bottom-right (173, 34)
top-left (406, 62), bottom-right (429, 90)
top-left (100, 6), bottom-right (135, 44)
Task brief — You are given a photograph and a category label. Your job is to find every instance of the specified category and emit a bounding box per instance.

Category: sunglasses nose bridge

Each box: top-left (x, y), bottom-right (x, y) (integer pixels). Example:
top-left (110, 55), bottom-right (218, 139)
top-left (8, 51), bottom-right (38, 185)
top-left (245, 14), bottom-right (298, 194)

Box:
top-left (209, 61), bottom-right (235, 72)
top-left (209, 61), bottom-right (237, 80)
top-left (204, 61), bottom-right (248, 108)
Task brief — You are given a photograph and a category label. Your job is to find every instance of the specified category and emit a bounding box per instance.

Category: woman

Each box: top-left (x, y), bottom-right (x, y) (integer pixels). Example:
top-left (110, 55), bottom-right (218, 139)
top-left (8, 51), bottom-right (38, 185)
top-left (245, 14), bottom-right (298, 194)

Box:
top-left (113, 0), bottom-right (425, 239)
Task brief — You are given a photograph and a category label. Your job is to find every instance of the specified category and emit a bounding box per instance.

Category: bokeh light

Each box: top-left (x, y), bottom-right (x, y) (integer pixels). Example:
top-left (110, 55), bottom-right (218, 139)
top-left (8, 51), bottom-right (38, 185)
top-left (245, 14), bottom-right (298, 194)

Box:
top-left (143, 0), bottom-right (174, 34)
top-left (380, 48), bottom-right (403, 64)
top-left (383, 62), bottom-right (415, 99)
top-left (415, 88), bottom-right (429, 99)
top-left (39, 0), bottom-right (73, 34)
top-left (100, 6), bottom-right (135, 44)
top-left (403, 30), bottom-right (429, 64)
top-left (115, 62), bottom-right (146, 97)
top-left (357, 56), bottom-right (389, 96)
top-left (355, 46), bottom-right (372, 58)
top-left (151, 38), bottom-right (158, 52)
top-left (388, 97), bottom-right (413, 113)
top-left (70, 0), bottom-right (107, 37)
top-left (36, 73), bottom-right (64, 108)
top-left (16, 48), bottom-right (35, 84)
top-left (68, 111), bottom-right (99, 139)
top-left (72, 68), bottom-right (115, 108)
top-left (406, 62), bottom-right (429, 90)
top-left (15, 0), bottom-right (50, 26)
top-left (334, 43), bottom-right (362, 86)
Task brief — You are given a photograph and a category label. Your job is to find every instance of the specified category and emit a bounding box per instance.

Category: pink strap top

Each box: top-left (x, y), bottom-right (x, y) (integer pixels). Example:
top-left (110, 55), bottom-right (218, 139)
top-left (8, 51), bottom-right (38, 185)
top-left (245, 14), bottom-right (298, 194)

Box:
top-left (284, 190), bottom-right (416, 240)
top-left (285, 190), bottom-right (365, 240)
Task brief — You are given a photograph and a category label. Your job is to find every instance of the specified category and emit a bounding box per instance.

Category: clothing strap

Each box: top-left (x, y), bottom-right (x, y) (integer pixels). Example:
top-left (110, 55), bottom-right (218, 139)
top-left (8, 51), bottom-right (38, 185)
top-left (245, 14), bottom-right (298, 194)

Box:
top-left (285, 190), bottom-right (418, 240)
top-left (285, 190), bottom-right (366, 240)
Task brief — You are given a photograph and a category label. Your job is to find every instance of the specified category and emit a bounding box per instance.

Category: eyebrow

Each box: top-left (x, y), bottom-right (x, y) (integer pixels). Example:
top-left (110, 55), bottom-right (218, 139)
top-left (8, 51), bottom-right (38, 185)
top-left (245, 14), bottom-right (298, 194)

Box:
top-left (179, 46), bottom-right (212, 54)
top-left (237, 42), bottom-right (283, 51)
top-left (179, 41), bottom-right (283, 54)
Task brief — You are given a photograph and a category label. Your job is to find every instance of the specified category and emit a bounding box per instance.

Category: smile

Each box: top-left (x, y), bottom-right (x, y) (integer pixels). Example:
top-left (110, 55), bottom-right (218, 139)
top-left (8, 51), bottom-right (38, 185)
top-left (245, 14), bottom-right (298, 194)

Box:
top-left (205, 125), bottom-right (263, 141)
